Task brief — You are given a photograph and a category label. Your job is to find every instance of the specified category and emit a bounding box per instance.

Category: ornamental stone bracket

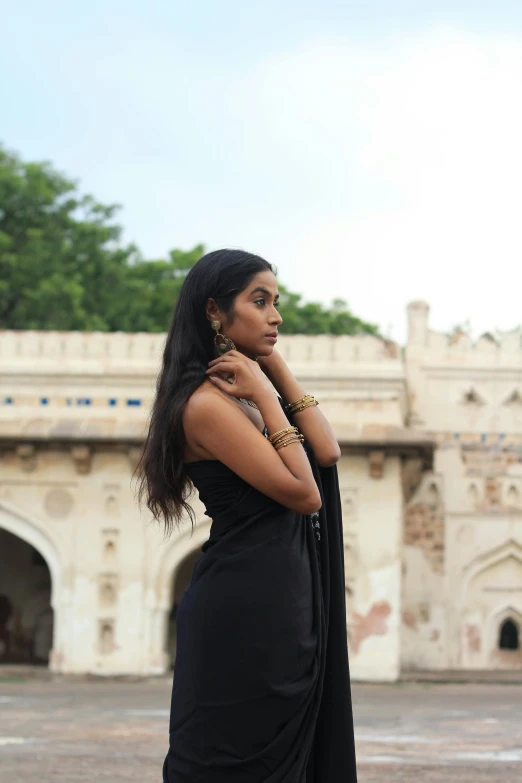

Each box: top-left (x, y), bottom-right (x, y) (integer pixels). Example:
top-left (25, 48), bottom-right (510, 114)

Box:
top-left (70, 446), bottom-right (92, 475)
top-left (16, 444), bottom-right (37, 472)
top-left (368, 450), bottom-right (386, 479)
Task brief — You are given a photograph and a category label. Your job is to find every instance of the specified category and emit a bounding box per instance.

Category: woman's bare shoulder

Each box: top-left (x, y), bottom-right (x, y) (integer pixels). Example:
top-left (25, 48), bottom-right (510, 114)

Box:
top-left (184, 380), bottom-right (234, 425)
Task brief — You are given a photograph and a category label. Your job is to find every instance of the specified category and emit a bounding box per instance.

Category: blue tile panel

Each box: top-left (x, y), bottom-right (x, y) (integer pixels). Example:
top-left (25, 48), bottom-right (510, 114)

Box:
top-left (1, 397), bottom-right (145, 406)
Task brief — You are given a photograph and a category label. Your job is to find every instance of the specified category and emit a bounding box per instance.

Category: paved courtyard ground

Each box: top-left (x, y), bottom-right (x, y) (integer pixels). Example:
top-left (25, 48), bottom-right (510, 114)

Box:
top-left (1, 673), bottom-right (521, 782)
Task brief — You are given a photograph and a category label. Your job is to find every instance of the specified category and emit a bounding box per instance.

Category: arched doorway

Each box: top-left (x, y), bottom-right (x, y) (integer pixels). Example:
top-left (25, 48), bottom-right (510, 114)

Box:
top-left (499, 618), bottom-right (519, 651)
top-left (0, 529), bottom-right (53, 664)
top-left (166, 549), bottom-right (202, 669)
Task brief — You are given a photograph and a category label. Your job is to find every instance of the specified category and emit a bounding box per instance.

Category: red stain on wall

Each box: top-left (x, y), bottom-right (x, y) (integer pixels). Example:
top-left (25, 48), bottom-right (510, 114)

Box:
top-left (352, 601), bottom-right (392, 654)
top-left (402, 610), bottom-right (418, 630)
top-left (466, 624), bottom-right (481, 653)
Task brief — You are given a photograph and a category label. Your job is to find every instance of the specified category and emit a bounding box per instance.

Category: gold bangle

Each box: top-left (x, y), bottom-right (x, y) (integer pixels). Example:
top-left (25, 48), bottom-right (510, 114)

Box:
top-left (273, 434), bottom-right (303, 449)
top-left (270, 427), bottom-right (300, 446)
top-left (275, 435), bottom-right (304, 450)
top-left (286, 394), bottom-right (318, 414)
top-left (291, 399), bottom-right (319, 414)
top-left (275, 433), bottom-right (304, 446)
top-left (287, 394), bottom-right (312, 409)
top-left (268, 426), bottom-right (298, 444)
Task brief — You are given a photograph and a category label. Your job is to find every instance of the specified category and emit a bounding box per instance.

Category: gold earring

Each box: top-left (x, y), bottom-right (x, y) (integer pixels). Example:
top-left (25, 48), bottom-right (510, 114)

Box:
top-left (211, 319), bottom-right (236, 355)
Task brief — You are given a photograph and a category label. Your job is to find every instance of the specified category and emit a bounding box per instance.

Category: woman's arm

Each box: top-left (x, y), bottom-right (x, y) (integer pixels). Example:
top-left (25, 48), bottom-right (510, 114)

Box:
top-left (184, 386), bottom-right (322, 514)
top-left (257, 351), bottom-right (341, 467)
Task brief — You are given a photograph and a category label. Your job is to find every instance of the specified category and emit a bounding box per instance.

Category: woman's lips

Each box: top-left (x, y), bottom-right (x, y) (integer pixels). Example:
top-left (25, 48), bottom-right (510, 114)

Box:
top-left (265, 335), bottom-right (277, 343)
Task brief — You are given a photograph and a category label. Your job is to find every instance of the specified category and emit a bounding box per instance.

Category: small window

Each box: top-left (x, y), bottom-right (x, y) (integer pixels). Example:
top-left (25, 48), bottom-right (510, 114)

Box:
top-left (499, 618), bottom-right (519, 651)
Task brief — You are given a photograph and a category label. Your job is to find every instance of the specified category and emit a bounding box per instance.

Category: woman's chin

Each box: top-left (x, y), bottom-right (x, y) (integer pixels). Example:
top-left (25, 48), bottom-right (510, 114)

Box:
top-left (256, 345), bottom-right (274, 357)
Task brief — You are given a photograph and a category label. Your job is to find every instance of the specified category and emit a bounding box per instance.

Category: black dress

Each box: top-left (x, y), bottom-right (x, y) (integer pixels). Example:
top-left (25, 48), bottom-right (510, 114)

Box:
top-left (163, 409), bottom-right (358, 782)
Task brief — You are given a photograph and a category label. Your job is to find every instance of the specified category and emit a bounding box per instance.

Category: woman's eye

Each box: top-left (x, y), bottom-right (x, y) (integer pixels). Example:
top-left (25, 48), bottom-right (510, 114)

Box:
top-left (255, 299), bottom-right (280, 308)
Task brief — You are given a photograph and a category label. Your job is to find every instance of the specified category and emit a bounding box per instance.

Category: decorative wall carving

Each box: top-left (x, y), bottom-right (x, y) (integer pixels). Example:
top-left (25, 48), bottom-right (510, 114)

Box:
top-left (44, 489), bottom-right (74, 520)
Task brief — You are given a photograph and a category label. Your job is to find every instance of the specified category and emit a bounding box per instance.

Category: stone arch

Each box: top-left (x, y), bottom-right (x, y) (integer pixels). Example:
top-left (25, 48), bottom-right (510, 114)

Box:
top-left (461, 539), bottom-right (522, 602)
top-left (460, 543), bottom-right (522, 668)
top-left (486, 605), bottom-right (522, 668)
top-left (145, 516), bottom-right (212, 673)
top-left (0, 499), bottom-right (63, 669)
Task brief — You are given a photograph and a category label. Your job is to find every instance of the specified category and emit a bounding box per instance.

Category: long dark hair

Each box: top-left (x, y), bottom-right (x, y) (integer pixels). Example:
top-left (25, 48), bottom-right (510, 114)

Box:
top-left (135, 249), bottom-right (275, 535)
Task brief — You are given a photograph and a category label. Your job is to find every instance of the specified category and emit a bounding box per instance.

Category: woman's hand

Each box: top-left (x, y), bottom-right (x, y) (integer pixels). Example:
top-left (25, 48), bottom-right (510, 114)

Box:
top-left (206, 351), bottom-right (273, 403)
top-left (256, 348), bottom-right (286, 381)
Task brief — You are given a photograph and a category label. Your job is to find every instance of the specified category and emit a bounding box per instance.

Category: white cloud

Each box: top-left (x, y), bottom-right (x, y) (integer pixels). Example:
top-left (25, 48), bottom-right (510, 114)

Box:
top-left (233, 27), bottom-right (522, 342)
top-left (9, 19), bottom-right (521, 344)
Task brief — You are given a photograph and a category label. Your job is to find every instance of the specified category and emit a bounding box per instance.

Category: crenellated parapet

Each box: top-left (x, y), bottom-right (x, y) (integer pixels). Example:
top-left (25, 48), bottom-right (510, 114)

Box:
top-left (0, 330), bottom-right (409, 445)
top-left (407, 300), bottom-right (522, 361)
top-left (405, 303), bottom-right (522, 433)
top-left (0, 329), bottom-right (399, 370)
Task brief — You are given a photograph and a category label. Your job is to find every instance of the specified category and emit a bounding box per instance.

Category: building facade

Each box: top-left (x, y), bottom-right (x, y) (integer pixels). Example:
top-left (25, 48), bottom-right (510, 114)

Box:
top-left (0, 301), bottom-right (521, 679)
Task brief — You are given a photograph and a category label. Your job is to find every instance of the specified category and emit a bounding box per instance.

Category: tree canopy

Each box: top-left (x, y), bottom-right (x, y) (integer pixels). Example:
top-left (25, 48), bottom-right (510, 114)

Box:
top-left (0, 145), bottom-right (378, 335)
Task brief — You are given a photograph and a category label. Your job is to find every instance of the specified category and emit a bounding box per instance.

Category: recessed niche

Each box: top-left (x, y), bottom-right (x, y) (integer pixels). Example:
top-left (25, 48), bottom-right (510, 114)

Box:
top-left (467, 483), bottom-right (479, 510)
top-left (105, 496), bottom-right (119, 516)
top-left (461, 388), bottom-right (486, 406)
top-left (499, 618), bottom-right (519, 651)
top-left (99, 574), bottom-right (118, 607)
top-left (503, 390), bottom-right (522, 407)
top-left (99, 620), bottom-right (115, 654)
top-left (102, 529), bottom-right (119, 564)
top-left (506, 485), bottom-right (520, 509)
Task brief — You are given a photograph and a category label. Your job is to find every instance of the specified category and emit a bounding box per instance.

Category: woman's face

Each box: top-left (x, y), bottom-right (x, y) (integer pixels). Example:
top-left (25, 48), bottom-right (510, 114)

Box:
top-left (213, 270), bottom-right (283, 358)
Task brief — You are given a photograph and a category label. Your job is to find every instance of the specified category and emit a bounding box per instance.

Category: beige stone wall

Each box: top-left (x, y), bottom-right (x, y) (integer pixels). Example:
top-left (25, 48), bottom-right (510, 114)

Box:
top-left (340, 453), bottom-right (403, 681)
top-left (404, 302), bottom-right (522, 671)
top-left (0, 440), bottom-right (210, 675)
top-left (1, 330), bottom-right (414, 679)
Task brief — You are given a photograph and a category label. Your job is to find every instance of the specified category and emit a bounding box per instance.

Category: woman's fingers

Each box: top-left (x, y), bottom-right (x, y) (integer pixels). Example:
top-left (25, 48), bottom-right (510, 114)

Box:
top-left (206, 361), bottom-right (238, 375)
top-left (207, 352), bottom-right (240, 366)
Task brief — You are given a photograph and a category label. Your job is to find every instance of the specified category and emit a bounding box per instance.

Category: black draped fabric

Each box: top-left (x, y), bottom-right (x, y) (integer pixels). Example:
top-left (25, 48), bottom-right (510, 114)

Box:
top-left (163, 402), bottom-right (357, 782)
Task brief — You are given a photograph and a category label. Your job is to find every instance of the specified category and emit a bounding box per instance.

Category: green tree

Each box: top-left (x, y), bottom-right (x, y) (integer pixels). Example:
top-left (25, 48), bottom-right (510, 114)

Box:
top-left (0, 144), bottom-right (378, 335)
top-left (0, 145), bottom-right (142, 330)
top-left (277, 287), bottom-right (378, 336)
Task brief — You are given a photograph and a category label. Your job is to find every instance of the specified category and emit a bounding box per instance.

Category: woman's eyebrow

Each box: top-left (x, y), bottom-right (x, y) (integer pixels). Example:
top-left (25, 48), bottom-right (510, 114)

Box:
top-left (249, 286), bottom-right (280, 299)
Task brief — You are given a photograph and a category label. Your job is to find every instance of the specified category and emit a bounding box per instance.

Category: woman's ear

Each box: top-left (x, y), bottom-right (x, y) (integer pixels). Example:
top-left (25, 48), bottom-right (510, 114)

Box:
top-left (205, 297), bottom-right (219, 323)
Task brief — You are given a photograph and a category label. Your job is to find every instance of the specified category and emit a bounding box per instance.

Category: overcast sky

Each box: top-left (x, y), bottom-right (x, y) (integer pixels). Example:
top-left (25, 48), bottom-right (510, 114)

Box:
top-left (3, 0), bottom-right (522, 343)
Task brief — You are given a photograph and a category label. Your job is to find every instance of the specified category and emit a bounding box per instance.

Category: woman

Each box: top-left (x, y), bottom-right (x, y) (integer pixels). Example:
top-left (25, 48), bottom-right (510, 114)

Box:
top-left (137, 249), bottom-right (357, 782)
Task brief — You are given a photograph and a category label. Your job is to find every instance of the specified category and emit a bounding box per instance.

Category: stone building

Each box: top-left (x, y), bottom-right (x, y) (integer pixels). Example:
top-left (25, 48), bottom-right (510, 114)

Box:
top-left (0, 301), bottom-right (521, 680)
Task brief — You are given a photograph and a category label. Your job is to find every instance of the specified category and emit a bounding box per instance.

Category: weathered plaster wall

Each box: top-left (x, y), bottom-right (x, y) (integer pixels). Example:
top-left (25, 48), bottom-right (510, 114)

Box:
top-left (340, 453), bottom-right (403, 681)
top-left (404, 301), bottom-right (522, 671)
